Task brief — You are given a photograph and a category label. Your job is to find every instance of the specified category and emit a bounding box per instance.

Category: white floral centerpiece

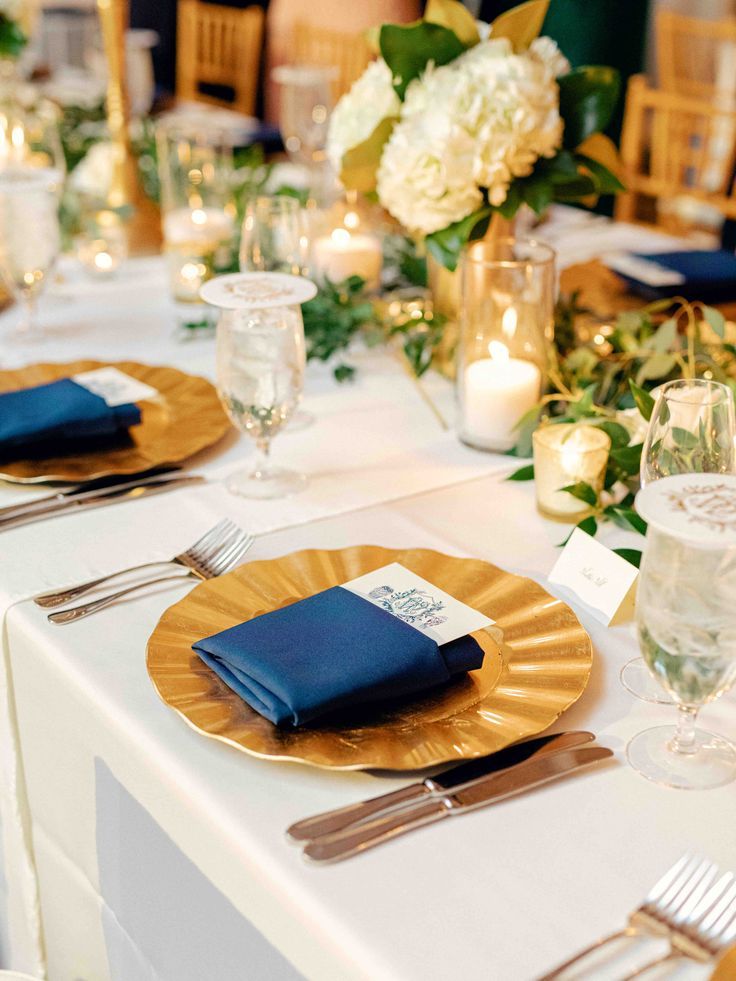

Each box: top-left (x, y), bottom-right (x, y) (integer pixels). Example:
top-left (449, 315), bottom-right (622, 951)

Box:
top-left (327, 0), bottom-right (623, 271)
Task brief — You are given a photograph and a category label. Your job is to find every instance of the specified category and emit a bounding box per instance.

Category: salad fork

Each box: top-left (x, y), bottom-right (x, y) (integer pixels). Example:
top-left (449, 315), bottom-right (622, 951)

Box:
top-left (35, 519), bottom-right (248, 608)
top-left (538, 854), bottom-right (717, 979)
top-left (46, 520), bottom-right (254, 624)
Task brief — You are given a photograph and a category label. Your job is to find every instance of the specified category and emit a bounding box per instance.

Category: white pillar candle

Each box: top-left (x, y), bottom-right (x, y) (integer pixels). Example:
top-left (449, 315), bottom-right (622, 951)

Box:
top-left (461, 341), bottom-right (541, 451)
top-left (163, 206), bottom-right (234, 247)
top-left (312, 228), bottom-right (382, 290)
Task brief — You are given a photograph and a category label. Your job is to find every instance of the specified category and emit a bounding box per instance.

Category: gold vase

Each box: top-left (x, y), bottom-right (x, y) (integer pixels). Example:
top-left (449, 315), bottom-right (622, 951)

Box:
top-left (428, 213), bottom-right (516, 378)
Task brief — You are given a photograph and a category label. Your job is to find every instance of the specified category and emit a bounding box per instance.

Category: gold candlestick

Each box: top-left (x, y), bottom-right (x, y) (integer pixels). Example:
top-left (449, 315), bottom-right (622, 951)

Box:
top-left (96, 0), bottom-right (161, 254)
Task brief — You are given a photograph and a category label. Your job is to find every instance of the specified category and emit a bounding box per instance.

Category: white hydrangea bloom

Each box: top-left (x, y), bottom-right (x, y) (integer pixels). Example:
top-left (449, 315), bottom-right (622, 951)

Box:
top-left (326, 59), bottom-right (400, 171)
top-left (71, 141), bottom-right (116, 200)
top-left (529, 36), bottom-right (571, 80)
top-left (377, 37), bottom-right (566, 232)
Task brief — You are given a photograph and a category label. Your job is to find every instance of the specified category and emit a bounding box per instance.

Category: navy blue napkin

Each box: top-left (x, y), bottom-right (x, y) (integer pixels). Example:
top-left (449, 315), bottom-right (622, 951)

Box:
top-left (615, 250), bottom-right (736, 302)
top-left (0, 378), bottom-right (141, 457)
top-left (193, 586), bottom-right (485, 727)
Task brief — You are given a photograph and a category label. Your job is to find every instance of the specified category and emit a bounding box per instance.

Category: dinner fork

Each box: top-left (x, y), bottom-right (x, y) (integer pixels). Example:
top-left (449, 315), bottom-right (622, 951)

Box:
top-left (46, 520), bottom-right (254, 624)
top-left (35, 520), bottom-right (248, 608)
top-left (537, 854), bottom-right (718, 980)
top-left (621, 866), bottom-right (736, 979)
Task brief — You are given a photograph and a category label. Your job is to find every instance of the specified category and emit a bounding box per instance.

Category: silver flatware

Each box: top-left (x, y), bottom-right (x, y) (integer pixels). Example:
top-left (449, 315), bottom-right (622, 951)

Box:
top-left (0, 473), bottom-right (204, 531)
top-left (288, 730), bottom-right (596, 843)
top-left (621, 863), bottom-right (736, 980)
top-left (47, 519), bottom-right (254, 624)
top-left (537, 853), bottom-right (721, 980)
top-left (0, 466), bottom-right (181, 521)
top-left (35, 520), bottom-right (250, 608)
top-left (303, 745), bottom-right (613, 864)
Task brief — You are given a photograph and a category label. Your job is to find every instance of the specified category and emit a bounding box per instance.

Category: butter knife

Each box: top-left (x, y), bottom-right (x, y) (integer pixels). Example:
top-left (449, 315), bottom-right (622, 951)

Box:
top-left (0, 474), bottom-right (204, 531)
top-left (287, 730), bottom-right (595, 842)
top-left (303, 746), bottom-right (613, 863)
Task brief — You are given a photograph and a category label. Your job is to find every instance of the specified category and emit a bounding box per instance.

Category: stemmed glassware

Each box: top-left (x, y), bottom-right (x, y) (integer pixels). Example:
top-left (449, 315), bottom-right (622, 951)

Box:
top-left (239, 195), bottom-right (307, 275)
top-left (628, 473), bottom-right (736, 789)
top-left (621, 378), bottom-right (736, 703)
top-left (201, 272), bottom-right (317, 499)
top-left (0, 166), bottom-right (62, 339)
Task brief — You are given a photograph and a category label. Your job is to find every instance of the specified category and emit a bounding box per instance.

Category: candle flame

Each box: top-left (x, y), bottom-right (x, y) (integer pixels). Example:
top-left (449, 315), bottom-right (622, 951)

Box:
top-left (488, 340), bottom-right (509, 362)
top-left (331, 227), bottom-right (351, 246)
top-left (502, 306), bottom-right (517, 339)
top-left (344, 210), bottom-right (360, 230)
top-left (191, 209), bottom-right (207, 225)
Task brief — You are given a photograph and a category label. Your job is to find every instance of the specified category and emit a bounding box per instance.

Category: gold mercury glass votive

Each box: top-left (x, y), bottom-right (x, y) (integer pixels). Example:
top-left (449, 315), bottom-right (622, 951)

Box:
top-left (532, 423), bottom-right (611, 521)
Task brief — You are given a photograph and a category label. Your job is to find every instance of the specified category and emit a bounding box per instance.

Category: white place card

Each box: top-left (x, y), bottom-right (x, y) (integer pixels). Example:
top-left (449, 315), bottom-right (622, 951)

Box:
top-left (73, 367), bottom-right (159, 407)
top-left (548, 528), bottom-right (638, 626)
top-left (342, 562), bottom-right (494, 646)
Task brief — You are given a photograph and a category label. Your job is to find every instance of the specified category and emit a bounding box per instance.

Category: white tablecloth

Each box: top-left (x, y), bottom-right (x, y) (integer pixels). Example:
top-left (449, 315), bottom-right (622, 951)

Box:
top-left (1, 212), bottom-right (731, 981)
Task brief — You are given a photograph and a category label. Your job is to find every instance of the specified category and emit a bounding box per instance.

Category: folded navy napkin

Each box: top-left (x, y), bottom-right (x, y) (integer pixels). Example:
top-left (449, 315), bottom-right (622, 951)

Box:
top-left (193, 586), bottom-right (485, 727)
top-left (0, 378), bottom-right (141, 457)
top-left (616, 250), bottom-right (736, 302)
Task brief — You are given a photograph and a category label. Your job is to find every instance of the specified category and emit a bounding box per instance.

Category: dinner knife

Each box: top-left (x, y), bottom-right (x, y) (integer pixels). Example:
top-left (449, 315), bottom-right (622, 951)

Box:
top-left (303, 746), bottom-right (613, 864)
top-left (287, 730), bottom-right (595, 842)
top-left (0, 473), bottom-right (204, 530)
top-left (0, 467), bottom-right (189, 523)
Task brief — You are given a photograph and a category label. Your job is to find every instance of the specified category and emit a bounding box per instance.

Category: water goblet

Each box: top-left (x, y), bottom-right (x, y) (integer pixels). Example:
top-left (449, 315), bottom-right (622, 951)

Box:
top-left (621, 378), bottom-right (736, 703)
top-left (239, 195), bottom-right (308, 276)
top-left (627, 473), bottom-right (736, 790)
top-left (201, 273), bottom-right (317, 499)
top-left (0, 166), bottom-right (61, 339)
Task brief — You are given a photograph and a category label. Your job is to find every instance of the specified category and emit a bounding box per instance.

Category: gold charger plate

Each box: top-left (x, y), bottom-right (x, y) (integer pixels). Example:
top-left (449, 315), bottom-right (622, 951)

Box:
top-left (147, 546), bottom-right (593, 771)
top-left (0, 360), bottom-right (231, 483)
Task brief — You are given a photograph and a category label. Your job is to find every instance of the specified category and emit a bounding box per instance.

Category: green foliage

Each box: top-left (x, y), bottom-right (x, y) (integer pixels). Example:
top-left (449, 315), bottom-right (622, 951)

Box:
top-left (613, 548), bottom-right (642, 568)
top-left (380, 21), bottom-right (466, 99)
top-left (558, 67), bottom-right (621, 148)
top-left (425, 207), bottom-right (492, 273)
top-left (302, 276), bottom-right (378, 381)
top-left (560, 481), bottom-right (598, 506)
top-left (0, 15), bottom-right (27, 59)
top-left (507, 464), bottom-right (535, 481)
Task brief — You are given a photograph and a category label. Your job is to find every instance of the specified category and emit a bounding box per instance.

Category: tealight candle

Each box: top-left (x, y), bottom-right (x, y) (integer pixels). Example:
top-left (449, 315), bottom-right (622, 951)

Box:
top-left (533, 423), bottom-right (612, 520)
top-left (312, 227), bottom-right (382, 290)
top-left (460, 337), bottom-right (542, 451)
top-left (162, 206), bottom-right (235, 247)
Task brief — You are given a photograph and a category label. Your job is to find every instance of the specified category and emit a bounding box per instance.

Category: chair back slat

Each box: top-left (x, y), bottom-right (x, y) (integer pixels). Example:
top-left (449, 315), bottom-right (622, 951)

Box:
top-left (292, 21), bottom-right (372, 101)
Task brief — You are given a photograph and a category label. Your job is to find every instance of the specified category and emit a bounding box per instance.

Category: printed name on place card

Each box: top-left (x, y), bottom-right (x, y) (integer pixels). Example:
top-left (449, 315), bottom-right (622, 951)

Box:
top-left (548, 528), bottom-right (638, 626)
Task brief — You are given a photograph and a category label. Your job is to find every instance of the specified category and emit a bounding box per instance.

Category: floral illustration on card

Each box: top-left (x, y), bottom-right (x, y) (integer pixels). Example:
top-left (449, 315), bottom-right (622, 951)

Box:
top-left (368, 585), bottom-right (449, 631)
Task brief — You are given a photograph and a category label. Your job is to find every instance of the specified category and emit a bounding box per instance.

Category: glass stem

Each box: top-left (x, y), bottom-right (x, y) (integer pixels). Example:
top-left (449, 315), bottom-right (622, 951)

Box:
top-left (252, 436), bottom-right (271, 481)
top-left (20, 293), bottom-right (36, 335)
top-left (670, 705), bottom-right (699, 756)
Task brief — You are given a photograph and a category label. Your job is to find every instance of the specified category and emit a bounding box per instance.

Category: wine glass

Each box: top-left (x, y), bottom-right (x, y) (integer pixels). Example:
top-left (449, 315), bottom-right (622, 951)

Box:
top-left (0, 166), bottom-right (61, 339)
top-left (240, 195), bottom-right (313, 430)
top-left (621, 378), bottom-right (736, 703)
top-left (239, 195), bottom-right (307, 275)
top-left (628, 474), bottom-right (736, 789)
top-left (200, 272), bottom-right (317, 499)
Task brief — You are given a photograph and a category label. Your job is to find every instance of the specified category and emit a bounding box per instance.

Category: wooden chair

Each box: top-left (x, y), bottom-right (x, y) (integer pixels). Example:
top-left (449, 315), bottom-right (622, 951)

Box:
top-left (615, 74), bottom-right (736, 232)
top-left (176, 0), bottom-right (265, 116)
top-left (291, 21), bottom-right (372, 101)
top-left (656, 8), bottom-right (736, 103)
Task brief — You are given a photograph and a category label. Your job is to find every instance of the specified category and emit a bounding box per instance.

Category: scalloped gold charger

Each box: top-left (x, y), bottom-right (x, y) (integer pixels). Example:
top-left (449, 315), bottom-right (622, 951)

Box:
top-left (0, 360), bottom-right (231, 483)
top-left (147, 546), bottom-right (593, 771)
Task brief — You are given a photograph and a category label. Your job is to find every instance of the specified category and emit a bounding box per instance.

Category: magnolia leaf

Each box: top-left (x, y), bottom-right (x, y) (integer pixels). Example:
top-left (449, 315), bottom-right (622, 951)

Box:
top-left (575, 132), bottom-right (626, 191)
top-left (613, 548), bottom-right (642, 568)
top-left (380, 21), bottom-right (465, 100)
top-left (425, 205), bottom-right (492, 272)
top-left (629, 378), bottom-right (655, 421)
top-left (495, 182), bottom-right (523, 219)
top-left (649, 317), bottom-right (678, 353)
top-left (636, 351), bottom-right (677, 383)
top-left (340, 116), bottom-right (397, 193)
top-left (559, 67), bottom-right (621, 149)
top-left (552, 174), bottom-right (599, 202)
top-left (520, 176), bottom-right (555, 215)
top-left (507, 464), bottom-right (535, 481)
top-left (490, 0), bottom-right (550, 52)
top-left (364, 24), bottom-right (381, 55)
top-left (560, 481), bottom-right (598, 506)
top-left (425, 0), bottom-right (480, 48)
top-left (703, 304), bottom-right (726, 339)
